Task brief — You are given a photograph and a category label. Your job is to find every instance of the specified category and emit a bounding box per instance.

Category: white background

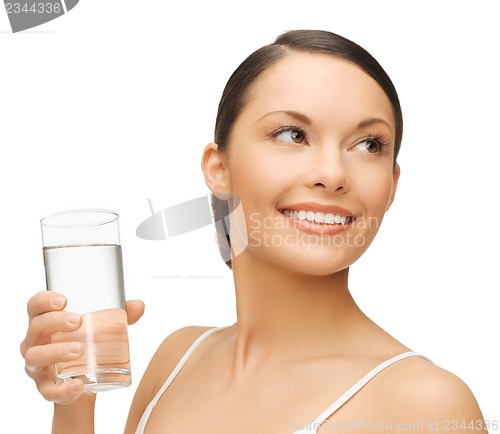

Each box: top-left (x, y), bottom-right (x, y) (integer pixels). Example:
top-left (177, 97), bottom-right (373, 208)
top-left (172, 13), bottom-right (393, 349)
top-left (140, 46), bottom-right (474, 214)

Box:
top-left (1, 1), bottom-right (498, 432)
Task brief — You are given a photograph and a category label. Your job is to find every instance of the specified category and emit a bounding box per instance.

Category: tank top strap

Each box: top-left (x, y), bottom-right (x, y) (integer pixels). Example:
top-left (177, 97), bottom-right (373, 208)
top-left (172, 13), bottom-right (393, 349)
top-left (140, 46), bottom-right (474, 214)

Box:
top-left (292, 351), bottom-right (431, 434)
top-left (134, 325), bottom-right (231, 434)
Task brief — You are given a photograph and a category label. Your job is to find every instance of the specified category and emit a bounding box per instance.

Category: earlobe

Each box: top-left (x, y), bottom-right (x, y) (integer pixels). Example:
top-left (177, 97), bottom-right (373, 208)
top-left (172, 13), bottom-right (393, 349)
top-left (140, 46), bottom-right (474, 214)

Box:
top-left (201, 143), bottom-right (230, 196)
top-left (386, 163), bottom-right (401, 211)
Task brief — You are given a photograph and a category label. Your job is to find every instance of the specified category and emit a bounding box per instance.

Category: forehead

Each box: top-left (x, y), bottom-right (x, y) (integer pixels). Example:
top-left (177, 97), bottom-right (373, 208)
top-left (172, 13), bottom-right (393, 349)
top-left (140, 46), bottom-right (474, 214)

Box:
top-left (243, 52), bottom-right (395, 132)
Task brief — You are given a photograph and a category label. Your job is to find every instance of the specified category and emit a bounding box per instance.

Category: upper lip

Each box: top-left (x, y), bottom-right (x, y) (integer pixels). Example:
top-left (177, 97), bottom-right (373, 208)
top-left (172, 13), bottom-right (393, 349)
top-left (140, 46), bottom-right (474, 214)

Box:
top-left (278, 202), bottom-right (355, 217)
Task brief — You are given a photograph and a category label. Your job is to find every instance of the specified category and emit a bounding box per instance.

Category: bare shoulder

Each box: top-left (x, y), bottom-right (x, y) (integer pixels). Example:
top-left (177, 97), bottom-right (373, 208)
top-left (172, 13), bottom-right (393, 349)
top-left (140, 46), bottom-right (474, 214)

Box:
top-left (146, 325), bottom-right (215, 375)
top-left (374, 356), bottom-right (486, 433)
top-left (123, 325), bottom-right (213, 434)
top-left (139, 325), bottom-right (214, 395)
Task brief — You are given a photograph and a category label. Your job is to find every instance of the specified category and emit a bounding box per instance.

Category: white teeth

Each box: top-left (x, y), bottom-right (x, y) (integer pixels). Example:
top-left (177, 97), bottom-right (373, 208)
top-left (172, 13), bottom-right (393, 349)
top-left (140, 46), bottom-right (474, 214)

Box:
top-left (314, 212), bottom-right (325, 223)
top-left (281, 209), bottom-right (352, 225)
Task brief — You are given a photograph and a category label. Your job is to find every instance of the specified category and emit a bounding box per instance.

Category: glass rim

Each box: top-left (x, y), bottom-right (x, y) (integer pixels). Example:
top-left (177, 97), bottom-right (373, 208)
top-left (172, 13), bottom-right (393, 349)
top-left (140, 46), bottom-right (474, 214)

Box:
top-left (40, 209), bottom-right (119, 229)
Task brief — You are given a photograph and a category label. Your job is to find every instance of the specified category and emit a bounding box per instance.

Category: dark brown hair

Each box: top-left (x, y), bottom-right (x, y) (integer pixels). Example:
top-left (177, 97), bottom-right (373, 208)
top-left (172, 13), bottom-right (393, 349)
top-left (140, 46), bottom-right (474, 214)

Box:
top-left (212, 30), bottom-right (404, 269)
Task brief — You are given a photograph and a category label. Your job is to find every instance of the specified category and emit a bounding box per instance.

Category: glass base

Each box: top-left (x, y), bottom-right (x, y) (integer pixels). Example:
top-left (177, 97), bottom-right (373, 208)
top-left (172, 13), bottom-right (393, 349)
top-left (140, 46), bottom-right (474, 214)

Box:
top-left (57, 368), bottom-right (131, 393)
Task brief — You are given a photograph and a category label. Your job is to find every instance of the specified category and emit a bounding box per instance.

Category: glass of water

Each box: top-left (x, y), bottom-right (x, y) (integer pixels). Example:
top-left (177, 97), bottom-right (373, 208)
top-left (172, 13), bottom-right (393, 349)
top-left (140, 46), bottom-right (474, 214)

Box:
top-left (40, 209), bottom-right (131, 393)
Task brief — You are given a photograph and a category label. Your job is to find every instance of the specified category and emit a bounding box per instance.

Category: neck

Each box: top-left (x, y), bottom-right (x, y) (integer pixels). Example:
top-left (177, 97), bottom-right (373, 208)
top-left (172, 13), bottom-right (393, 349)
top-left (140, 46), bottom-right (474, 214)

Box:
top-left (228, 251), bottom-right (367, 372)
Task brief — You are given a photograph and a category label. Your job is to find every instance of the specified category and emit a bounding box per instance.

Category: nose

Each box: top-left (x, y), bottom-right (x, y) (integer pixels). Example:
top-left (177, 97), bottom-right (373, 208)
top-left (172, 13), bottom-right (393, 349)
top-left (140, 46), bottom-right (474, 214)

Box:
top-left (306, 144), bottom-right (349, 193)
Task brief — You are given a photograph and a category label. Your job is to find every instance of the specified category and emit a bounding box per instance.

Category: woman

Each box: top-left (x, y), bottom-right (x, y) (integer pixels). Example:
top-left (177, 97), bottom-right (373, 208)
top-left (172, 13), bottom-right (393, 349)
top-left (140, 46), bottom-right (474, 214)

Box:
top-left (21, 30), bottom-right (486, 433)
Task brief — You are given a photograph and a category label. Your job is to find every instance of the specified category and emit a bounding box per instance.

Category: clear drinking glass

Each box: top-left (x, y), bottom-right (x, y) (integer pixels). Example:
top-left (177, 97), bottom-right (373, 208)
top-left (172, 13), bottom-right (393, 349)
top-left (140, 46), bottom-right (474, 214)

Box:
top-left (40, 209), bottom-right (131, 393)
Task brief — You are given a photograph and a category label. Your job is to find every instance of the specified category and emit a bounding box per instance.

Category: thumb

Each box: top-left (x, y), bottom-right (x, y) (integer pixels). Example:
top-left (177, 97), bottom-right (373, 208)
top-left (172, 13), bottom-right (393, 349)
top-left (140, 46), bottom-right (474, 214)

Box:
top-left (125, 299), bottom-right (145, 325)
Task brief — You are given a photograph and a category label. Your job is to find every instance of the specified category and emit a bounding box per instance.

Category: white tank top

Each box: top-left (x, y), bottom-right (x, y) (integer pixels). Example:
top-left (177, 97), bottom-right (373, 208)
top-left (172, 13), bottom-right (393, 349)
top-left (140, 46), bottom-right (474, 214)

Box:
top-left (135, 326), bottom-right (428, 434)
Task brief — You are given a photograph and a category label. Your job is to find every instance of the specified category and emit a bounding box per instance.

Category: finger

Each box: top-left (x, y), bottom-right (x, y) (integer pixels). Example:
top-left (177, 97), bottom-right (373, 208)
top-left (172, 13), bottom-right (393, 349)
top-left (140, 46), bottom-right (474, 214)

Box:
top-left (27, 291), bottom-right (66, 321)
top-left (38, 378), bottom-right (86, 404)
top-left (24, 342), bottom-right (83, 374)
top-left (125, 300), bottom-right (145, 325)
top-left (21, 311), bottom-right (82, 356)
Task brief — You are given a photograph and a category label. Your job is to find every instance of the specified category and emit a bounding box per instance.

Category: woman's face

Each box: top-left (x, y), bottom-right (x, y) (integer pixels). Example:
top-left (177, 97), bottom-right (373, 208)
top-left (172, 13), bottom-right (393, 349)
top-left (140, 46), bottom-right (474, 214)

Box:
top-left (220, 52), bottom-right (399, 276)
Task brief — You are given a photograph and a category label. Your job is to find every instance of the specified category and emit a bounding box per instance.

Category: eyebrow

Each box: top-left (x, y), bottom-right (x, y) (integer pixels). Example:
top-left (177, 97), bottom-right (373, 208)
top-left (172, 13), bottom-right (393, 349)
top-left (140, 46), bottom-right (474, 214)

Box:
top-left (356, 117), bottom-right (393, 132)
top-left (257, 110), bottom-right (312, 125)
top-left (258, 110), bottom-right (392, 131)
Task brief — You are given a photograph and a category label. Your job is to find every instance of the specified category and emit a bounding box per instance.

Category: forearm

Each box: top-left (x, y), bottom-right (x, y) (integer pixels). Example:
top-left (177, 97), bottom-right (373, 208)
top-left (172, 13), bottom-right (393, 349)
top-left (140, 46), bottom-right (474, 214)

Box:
top-left (52, 394), bottom-right (97, 434)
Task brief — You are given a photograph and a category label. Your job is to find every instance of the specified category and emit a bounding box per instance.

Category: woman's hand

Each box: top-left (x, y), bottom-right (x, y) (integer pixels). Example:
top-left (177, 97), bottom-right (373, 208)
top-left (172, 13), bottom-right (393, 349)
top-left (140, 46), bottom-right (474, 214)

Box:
top-left (20, 291), bottom-right (145, 405)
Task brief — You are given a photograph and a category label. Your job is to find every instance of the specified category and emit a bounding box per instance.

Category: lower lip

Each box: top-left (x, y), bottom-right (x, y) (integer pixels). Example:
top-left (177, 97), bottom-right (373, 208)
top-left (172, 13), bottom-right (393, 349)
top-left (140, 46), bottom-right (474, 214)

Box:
top-left (277, 210), bottom-right (353, 236)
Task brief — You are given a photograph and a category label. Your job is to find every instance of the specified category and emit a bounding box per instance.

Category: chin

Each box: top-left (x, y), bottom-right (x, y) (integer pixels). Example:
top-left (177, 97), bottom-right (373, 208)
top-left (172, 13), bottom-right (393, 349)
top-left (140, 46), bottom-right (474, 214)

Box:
top-left (246, 245), bottom-right (360, 277)
top-left (288, 255), bottom-right (355, 277)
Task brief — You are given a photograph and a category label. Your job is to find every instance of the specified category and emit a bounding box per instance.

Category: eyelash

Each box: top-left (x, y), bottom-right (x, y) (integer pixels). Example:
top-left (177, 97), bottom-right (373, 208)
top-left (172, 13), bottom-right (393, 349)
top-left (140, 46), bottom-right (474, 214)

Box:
top-left (267, 124), bottom-right (308, 142)
top-left (267, 124), bottom-right (391, 155)
top-left (357, 133), bottom-right (391, 154)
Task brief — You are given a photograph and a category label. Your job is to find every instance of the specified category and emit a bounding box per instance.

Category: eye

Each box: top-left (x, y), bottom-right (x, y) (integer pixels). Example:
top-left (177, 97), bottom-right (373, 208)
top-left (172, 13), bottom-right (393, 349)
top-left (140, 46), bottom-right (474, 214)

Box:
top-left (356, 138), bottom-right (380, 153)
top-left (353, 135), bottom-right (389, 154)
top-left (273, 127), bottom-right (306, 144)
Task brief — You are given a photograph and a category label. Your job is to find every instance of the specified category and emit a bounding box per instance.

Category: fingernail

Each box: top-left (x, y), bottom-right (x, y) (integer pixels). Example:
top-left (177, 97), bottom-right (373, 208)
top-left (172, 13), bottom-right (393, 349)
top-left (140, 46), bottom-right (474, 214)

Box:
top-left (69, 380), bottom-right (83, 392)
top-left (67, 342), bottom-right (82, 354)
top-left (52, 295), bottom-right (66, 308)
top-left (66, 313), bottom-right (81, 325)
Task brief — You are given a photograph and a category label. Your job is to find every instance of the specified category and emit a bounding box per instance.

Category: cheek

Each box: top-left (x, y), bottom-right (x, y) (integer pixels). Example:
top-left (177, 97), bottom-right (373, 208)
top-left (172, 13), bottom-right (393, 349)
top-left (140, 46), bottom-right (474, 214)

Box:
top-left (228, 153), bottom-right (289, 205)
top-left (358, 170), bottom-right (395, 214)
top-left (350, 168), bottom-right (395, 251)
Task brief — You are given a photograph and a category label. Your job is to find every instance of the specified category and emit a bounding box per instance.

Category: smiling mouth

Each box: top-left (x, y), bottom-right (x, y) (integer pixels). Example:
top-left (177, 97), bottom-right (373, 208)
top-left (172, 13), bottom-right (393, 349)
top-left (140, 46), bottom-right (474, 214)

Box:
top-left (278, 209), bottom-right (355, 226)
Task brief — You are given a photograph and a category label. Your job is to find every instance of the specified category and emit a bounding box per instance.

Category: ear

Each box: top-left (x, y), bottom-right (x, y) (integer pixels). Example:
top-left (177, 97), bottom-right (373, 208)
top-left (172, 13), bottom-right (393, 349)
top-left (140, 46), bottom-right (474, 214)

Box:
top-left (386, 163), bottom-right (401, 211)
top-left (201, 143), bottom-right (230, 196)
